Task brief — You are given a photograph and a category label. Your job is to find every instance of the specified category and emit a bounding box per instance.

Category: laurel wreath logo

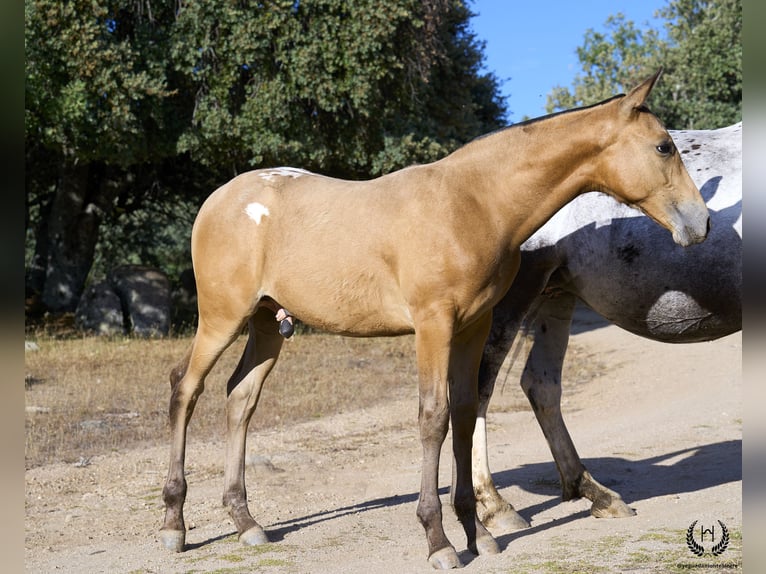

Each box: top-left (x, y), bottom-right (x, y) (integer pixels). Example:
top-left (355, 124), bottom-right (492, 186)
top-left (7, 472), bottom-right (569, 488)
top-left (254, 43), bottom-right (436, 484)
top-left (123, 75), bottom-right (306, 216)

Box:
top-left (686, 519), bottom-right (730, 557)
top-left (711, 521), bottom-right (730, 556)
top-left (686, 521), bottom-right (704, 556)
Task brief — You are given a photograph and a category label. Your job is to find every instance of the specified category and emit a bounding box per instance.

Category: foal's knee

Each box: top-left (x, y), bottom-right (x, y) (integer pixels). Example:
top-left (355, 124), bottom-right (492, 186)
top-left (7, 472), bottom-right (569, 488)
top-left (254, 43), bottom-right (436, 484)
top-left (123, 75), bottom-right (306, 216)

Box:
top-left (418, 401), bottom-right (450, 441)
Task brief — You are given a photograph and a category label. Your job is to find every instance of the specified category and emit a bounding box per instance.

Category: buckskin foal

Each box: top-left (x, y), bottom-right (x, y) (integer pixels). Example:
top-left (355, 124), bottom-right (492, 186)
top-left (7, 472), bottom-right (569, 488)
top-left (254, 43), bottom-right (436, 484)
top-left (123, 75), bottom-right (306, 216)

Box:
top-left (160, 71), bottom-right (709, 569)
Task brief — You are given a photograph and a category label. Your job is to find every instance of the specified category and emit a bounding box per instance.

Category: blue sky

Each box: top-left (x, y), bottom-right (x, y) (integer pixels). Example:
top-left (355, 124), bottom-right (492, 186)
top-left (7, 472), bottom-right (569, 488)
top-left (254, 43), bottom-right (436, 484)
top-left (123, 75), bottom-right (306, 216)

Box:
top-left (470, 0), bottom-right (669, 123)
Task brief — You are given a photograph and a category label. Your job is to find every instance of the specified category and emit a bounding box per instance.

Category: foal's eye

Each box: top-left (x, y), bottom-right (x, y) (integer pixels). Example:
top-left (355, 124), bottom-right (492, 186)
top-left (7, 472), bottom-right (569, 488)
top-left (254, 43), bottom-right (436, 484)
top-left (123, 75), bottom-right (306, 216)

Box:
top-left (656, 141), bottom-right (674, 156)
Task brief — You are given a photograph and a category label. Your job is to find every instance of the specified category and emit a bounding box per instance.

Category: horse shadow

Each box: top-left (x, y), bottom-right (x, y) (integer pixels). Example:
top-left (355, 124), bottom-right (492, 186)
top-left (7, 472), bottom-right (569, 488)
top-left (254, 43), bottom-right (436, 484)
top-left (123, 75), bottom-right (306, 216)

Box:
top-left (492, 439), bottom-right (742, 520)
top-left (490, 438), bottom-right (741, 545)
top-left (186, 438), bottom-right (739, 551)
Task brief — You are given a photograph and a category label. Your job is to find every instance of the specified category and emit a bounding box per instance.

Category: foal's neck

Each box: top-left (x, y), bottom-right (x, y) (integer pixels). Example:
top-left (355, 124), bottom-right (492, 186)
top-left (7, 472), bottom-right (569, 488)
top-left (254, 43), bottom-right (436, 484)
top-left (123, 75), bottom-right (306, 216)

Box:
top-left (443, 105), bottom-right (612, 248)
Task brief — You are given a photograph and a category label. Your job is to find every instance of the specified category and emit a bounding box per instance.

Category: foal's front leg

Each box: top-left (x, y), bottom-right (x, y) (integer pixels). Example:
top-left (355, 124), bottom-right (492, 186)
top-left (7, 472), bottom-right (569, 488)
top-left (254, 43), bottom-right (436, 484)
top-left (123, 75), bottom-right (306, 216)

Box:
top-left (415, 312), bottom-right (500, 569)
top-left (448, 313), bottom-right (501, 558)
top-left (414, 317), bottom-right (460, 569)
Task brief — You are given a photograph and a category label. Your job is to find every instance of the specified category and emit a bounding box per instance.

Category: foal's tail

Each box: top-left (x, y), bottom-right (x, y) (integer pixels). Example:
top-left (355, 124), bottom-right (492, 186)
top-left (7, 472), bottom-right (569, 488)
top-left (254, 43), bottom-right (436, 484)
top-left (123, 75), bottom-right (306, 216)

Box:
top-left (169, 340), bottom-right (194, 390)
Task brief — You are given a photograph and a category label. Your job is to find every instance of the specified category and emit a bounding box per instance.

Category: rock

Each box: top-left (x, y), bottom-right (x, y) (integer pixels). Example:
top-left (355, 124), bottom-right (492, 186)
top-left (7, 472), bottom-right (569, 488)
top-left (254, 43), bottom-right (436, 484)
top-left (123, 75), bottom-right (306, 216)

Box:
top-left (79, 420), bottom-right (106, 430)
top-left (108, 265), bottom-right (171, 338)
top-left (74, 281), bottom-right (125, 336)
top-left (74, 265), bottom-right (173, 337)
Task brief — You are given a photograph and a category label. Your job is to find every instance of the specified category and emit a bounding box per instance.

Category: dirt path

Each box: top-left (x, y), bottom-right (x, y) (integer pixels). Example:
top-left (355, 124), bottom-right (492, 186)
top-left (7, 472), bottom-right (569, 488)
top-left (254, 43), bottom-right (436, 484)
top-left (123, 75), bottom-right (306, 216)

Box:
top-left (25, 312), bottom-right (742, 573)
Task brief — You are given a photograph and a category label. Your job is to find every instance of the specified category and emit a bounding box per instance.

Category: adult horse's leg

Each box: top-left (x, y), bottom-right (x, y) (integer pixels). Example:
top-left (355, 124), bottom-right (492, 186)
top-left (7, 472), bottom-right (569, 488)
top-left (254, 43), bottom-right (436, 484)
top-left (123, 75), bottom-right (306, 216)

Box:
top-left (448, 312), bottom-right (500, 558)
top-left (222, 308), bottom-right (284, 545)
top-left (160, 320), bottom-right (242, 551)
top-left (468, 277), bottom-right (548, 532)
top-left (521, 293), bottom-right (634, 518)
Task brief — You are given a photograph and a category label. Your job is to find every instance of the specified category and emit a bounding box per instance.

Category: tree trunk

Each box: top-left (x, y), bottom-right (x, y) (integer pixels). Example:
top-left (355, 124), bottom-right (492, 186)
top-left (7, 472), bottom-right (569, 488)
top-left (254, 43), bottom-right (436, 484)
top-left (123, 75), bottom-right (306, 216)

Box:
top-left (25, 188), bottom-right (52, 315)
top-left (41, 163), bottom-right (103, 312)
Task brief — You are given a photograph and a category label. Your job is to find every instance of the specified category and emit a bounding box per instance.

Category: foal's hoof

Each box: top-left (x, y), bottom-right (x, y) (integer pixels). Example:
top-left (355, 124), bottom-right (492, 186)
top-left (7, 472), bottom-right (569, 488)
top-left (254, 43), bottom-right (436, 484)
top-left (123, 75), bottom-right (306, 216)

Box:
top-left (428, 546), bottom-right (462, 569)
top-left (159, 529), bottom-right (186, 552)
top-left (240, 525), bottom-right (269, 546)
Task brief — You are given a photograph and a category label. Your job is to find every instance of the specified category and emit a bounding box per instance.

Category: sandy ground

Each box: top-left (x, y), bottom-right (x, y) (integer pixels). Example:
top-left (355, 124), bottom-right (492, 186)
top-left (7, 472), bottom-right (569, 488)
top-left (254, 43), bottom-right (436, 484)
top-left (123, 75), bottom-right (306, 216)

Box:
top-left (25, 308), bottom-right (742, 573)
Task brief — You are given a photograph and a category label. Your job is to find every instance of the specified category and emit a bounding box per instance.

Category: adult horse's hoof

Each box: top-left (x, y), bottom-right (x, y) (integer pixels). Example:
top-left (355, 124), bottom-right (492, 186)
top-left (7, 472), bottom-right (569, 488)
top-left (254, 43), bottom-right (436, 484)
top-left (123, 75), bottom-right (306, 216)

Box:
top-left (471, 533), bottom-right (500, 556)
top-left (239, 525), bottom-right (269, 546)
top-left (577, 470), bottom-right (636, 519)
top-left (159, 529), bottom-right (186, 552)
top-left (591, 497), bottom-right (636, 519)
top-left (428, 546), bottom-right (463, 569)
top-left (482, 507), bottom-right (530, 533)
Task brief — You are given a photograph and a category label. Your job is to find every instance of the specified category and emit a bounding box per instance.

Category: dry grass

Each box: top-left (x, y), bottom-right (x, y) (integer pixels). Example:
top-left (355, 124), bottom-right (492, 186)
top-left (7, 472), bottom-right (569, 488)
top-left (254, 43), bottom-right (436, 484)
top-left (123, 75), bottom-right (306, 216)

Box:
top-left (24, 328), bottom-right (602, 469)
top-left (24, 332), bottom-right (419, 469)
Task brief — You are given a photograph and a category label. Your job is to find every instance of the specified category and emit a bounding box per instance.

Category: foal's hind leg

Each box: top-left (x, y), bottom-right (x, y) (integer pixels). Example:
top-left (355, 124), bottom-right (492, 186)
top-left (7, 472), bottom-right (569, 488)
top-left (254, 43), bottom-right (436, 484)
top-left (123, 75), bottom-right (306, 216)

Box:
top-left (222, 308), bottom-right (284, 545)
top-left (160, 321), bottom-right (242, 552)
top-left (521, 294), bottom-right (634, 519)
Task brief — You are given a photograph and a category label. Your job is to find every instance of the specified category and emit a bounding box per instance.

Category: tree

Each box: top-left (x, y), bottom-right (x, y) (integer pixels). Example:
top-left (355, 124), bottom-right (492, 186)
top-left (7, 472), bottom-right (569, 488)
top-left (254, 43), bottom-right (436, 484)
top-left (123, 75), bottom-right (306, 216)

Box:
top-left (25, 0), bottom-right (181, 312)
top-left (652, 0), bottom-right (742, 129)
top-left (545, 14), bottom-right (662, 113)
top-left (545, 0), bottom-right (741, 130)
top-left (168, 0), bottom-right (505, 178)
top-left (25, 0), bottom-right (507, 316)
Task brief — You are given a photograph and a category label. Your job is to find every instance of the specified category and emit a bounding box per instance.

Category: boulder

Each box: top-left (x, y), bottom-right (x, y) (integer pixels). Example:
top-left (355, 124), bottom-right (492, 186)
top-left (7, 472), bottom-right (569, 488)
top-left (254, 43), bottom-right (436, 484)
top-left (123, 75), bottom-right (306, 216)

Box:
top-left (108, 265), bottom-right (171, 337)
top-left (74, 281), bottom-right (125, 335)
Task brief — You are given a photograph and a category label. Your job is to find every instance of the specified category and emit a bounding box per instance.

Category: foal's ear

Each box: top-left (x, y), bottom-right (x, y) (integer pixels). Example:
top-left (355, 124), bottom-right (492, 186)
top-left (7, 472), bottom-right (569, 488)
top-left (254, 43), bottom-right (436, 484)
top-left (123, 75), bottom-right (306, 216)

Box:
top-left (620, 68), bottom-right (663, 116)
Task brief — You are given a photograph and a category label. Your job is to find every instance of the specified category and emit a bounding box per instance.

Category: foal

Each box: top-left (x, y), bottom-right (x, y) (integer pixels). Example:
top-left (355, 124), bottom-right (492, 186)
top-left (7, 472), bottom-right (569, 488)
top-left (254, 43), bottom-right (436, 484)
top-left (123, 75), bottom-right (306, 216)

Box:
top-left (160, 71), bottom-right (709, 569)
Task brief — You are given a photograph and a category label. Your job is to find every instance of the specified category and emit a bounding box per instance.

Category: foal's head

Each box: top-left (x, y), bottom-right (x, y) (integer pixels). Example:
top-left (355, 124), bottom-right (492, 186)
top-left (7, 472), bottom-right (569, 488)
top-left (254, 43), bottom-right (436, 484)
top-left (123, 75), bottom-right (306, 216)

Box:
top-left (595, 71), bottom-right (710, 247)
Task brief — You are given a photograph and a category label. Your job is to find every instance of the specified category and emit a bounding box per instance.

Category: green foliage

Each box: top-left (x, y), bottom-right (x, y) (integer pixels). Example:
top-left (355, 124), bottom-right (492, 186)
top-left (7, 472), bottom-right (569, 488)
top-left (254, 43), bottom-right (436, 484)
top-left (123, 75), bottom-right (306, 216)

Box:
top-left (25, 0), bottom-right (176, 164)
top-left (90, 195), bottom-right (197, 286)
top-left (169, 0), bottom-right (505, 178)
top-left (25, 0), bottom-right (507, 312)
top-left (545, 0), bottom-right (741, 130)
top-left (652, 0), bottom-right (742, 129)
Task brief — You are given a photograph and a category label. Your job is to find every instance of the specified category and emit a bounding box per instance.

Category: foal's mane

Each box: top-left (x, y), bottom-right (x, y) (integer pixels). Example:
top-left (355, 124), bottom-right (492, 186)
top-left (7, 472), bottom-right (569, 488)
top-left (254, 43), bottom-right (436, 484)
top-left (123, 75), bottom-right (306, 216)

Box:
top-left (469, 93), bottom-right (626, 144)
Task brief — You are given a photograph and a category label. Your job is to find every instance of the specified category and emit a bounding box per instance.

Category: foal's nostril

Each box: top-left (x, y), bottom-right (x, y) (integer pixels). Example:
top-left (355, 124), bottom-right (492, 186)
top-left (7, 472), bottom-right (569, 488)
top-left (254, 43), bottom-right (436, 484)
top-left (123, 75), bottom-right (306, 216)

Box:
top-left (706, 217), bottom-right (711, 235)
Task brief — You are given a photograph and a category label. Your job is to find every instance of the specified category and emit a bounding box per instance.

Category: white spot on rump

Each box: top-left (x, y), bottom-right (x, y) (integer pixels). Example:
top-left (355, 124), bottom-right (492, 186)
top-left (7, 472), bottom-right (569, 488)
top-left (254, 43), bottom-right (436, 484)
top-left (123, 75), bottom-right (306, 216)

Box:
top-left (258, 167), bottom-right (312, 182)
top-left (245, 202), bottom-right (270, 224)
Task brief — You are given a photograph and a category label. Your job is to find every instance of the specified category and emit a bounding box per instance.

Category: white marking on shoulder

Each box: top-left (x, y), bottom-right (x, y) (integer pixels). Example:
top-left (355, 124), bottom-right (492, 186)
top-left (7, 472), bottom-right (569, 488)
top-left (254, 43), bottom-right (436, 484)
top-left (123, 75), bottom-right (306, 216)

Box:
top-left (258, 167), bottom-right (313, 182)
top-left (245, 202), bottom-right (270, 224)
